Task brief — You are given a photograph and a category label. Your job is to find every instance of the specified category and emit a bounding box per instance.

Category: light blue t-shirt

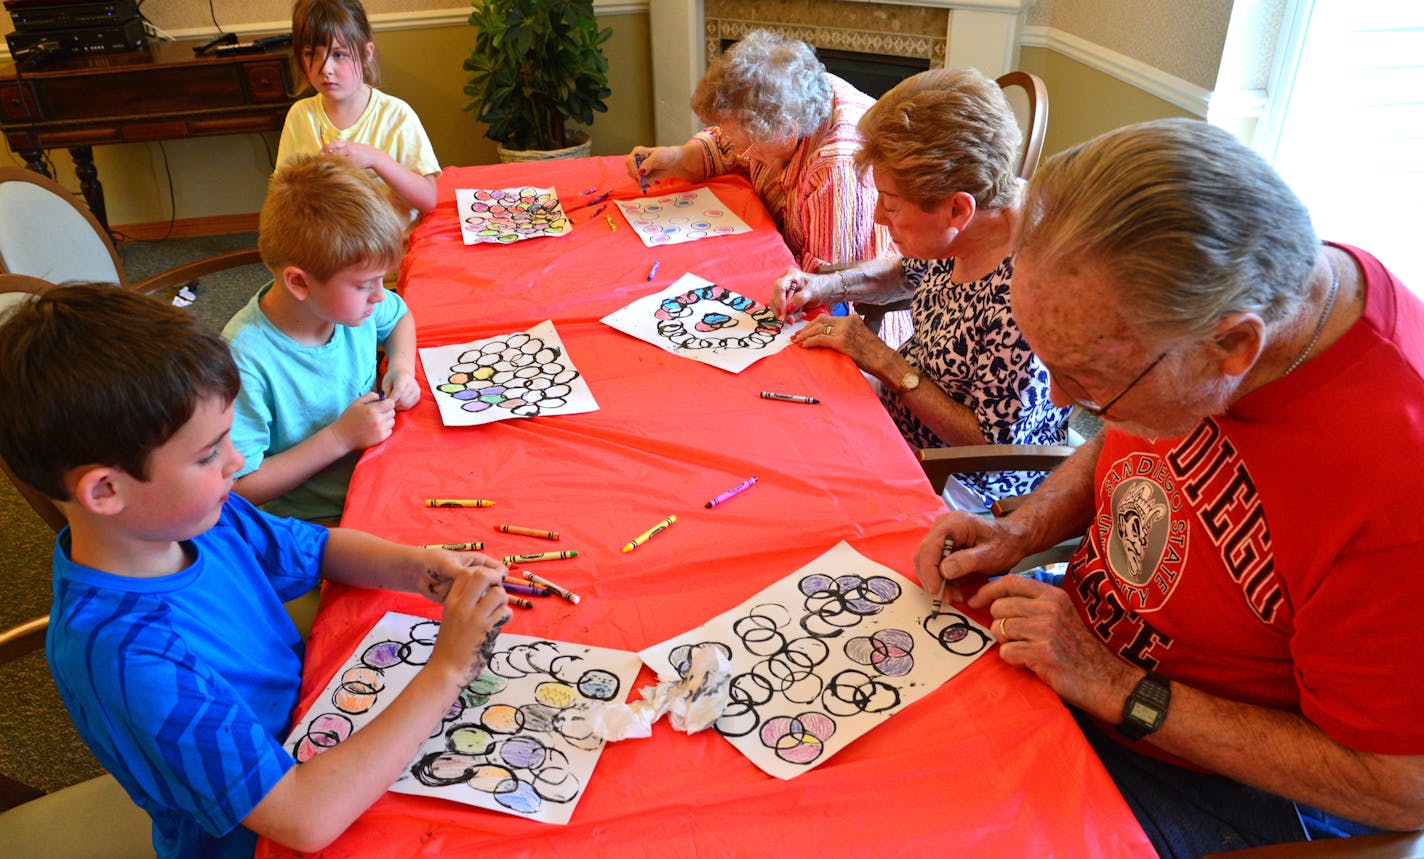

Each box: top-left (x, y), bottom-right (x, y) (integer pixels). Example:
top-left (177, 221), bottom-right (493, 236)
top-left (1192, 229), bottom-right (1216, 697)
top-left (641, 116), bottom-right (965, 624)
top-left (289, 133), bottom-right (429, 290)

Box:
top-left (223, 283), bottom-right (408, 521)
top-left (47, 494), bottom-right (328, 859)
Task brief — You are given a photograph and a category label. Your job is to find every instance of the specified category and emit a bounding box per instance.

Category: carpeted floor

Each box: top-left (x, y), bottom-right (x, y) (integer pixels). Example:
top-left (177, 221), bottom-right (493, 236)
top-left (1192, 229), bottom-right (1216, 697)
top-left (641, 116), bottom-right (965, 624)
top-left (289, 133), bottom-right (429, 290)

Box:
top-left (0, 233), bottom-right (266, 795)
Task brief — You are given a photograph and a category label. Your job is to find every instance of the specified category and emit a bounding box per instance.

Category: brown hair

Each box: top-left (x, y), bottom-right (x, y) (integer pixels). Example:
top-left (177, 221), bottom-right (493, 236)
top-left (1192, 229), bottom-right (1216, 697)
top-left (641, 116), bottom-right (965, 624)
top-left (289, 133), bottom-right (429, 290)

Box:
top-left (259, 153), bottom-right (404, 282)
top-left (854, 67), bottom-right (1021, 211)
top-left (0, 284), bottom-right (240, 500)
top-left (291, 0), bottom-right (379, 89)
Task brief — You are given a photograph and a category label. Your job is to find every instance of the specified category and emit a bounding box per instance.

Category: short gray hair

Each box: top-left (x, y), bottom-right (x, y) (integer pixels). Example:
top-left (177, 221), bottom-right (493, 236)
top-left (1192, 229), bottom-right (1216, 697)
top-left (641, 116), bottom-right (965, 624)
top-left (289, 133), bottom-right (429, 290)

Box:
top-left (691, 30), bottom-right (832, 142)
top-left (1018, 118), bottom-right (1319, 336)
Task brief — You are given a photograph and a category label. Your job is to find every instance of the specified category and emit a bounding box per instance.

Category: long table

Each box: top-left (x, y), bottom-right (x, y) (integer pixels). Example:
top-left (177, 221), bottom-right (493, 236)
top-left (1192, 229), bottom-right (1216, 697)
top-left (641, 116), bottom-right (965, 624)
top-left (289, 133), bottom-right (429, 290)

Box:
top-left (256, 157), bottom-right (1150, 857)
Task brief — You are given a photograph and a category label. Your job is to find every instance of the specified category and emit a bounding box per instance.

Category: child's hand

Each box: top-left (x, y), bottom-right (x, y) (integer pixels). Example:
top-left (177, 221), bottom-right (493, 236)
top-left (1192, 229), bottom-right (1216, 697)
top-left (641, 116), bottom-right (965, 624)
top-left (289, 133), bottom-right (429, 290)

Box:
top-left (414, 549), bottom-right (505, 604)
top-left (322, 139), bottom-right (382, 171)
top-left (381, 370), bottom-right (421, 410)
top-left (430, 570), bottom-right (512, 686)
top-left (330, 391), bottom-right (396, 452)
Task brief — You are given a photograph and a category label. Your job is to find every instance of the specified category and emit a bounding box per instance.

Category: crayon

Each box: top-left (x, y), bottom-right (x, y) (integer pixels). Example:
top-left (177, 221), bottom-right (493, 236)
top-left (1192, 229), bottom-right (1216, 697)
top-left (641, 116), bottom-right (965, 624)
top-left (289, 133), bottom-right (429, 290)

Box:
top-left (705, 476), bottom-right (758, 509)
top-left (606, 214), bottom-right (617, 231)
top-left (646, 260), bottom-right (660, 281)
top-left (497, 524), bottom-right (560, 540)
top-left (634, 152), bottom-right (648, 194)
top-left (508, 595), bottom-right (535, 609)
top-left (932, 537), bottom-right (955, 613)
top-left (621, 514), bottom-right (676, 553)
top-left (581, 186), bottom-right (598, 195)
top-left (501, 551), bottom-right (578, 564)
top-left (502, 581), bottom-right (552, 597)
top-left (759, 391), bottom-right (820, 405)
top-left (593, 203), bottom-right (607, 216)
top-left (503, 576), bottom-right (550, 591)
top-left (522, 571), bottom-right (580, 604)
top-left (589, 190), bottom-right (612, 205)
top-left (424, 499), bottom-right (495, 508)
top-left (420, 541), bottom-right (485, 551)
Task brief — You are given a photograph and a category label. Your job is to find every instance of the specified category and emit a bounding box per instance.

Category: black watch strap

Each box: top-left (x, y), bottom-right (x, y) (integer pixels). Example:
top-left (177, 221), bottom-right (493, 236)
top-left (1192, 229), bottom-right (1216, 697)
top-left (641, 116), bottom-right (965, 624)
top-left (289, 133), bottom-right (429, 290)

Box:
top-left (1117, 670), bottom-right (1171, 740)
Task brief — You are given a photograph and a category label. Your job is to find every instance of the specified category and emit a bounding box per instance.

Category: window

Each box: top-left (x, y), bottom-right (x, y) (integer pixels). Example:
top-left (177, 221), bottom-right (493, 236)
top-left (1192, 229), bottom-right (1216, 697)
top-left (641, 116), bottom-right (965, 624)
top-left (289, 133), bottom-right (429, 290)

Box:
top-left (1257, 1), bottom-right (1423, 293)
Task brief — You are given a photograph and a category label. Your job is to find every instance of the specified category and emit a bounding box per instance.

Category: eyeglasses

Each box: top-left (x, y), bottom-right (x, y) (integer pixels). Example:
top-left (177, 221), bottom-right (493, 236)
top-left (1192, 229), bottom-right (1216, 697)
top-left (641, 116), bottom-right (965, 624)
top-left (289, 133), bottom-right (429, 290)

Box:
top-left (1070, 351), bottom-right (1168, 419)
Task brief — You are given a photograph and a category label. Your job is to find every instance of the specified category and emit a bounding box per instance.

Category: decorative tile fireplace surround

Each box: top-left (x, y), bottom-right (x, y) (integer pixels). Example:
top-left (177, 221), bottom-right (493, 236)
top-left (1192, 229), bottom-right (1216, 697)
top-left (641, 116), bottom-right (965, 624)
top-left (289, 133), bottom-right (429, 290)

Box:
top-left (650, 0), bottom-right (1037, 143)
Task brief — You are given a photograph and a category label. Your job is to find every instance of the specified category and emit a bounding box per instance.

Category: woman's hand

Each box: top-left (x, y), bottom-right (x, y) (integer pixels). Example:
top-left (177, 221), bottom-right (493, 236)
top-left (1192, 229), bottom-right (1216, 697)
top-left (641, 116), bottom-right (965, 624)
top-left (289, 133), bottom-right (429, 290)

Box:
top-left (771, 268), bottom-right (836, 320)
top-left (625, 144), bottom-right (700, 185)
top-left (789, 313), bottom-right (888, 369)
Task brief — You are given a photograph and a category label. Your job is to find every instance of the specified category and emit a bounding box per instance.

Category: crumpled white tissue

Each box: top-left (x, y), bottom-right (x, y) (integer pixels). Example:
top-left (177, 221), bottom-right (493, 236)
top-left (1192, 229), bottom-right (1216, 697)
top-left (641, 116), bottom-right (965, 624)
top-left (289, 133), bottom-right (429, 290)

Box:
top-left (586, 643), bottom-right (731, 741)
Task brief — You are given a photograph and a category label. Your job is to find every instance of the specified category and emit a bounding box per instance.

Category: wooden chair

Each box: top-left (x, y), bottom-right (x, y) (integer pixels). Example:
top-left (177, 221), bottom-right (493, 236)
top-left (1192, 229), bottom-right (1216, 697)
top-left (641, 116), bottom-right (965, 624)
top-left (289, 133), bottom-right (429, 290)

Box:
top-left (1205, 830), bottom-right (1424, 858)
top-left (0, 167), bottom-right (261, 295)
top-left (0, 616), bottom-right (156, 858)
top-left (995, 70), bottom-right (1050, 181)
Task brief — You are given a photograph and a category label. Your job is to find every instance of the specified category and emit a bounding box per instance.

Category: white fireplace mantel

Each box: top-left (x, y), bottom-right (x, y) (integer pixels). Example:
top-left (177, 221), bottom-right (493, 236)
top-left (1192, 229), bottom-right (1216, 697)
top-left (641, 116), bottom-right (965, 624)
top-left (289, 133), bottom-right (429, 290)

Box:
top-left (649, 0), bottom-right (1036, 145)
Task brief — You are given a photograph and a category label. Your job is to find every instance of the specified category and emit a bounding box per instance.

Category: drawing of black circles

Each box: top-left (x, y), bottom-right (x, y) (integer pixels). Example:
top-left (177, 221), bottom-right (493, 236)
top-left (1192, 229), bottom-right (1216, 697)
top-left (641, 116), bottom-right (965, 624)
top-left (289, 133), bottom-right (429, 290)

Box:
top-left (715, 700), bottom-right (762, 738)
top-left (733, 608), bottom-right (788, 657)
top-left (821, 669), bottom-right (902, 716)
top-left (402, 621), bottom-right (438, 665)
top-left (726, 670), bottom-right (776, 711)
top-left (668, 641), bottom-right (734, 676)
top-left (531, 765), bottom-right (580, 802)
top-left (924, 610), bottom-right (991, 656)
top-left (576, 669), bottom-right (621, 701)
top-left (410, 750), bottom-right (482, 787)
top-left (361, 639), bottom-right (405, 669)
top-left (845, 629), bottom-right (915, 677)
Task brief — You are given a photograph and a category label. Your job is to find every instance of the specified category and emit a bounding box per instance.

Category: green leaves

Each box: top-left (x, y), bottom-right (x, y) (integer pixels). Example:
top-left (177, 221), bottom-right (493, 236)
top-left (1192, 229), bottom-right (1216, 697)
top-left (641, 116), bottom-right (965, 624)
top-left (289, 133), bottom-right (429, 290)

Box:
top-left (462, 0), bottom-right (612, 151)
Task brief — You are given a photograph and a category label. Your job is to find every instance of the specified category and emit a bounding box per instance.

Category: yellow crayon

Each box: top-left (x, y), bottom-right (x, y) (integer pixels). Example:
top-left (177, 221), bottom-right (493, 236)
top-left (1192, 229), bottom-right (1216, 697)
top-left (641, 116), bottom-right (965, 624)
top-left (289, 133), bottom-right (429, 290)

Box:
top-left (424, 499), bottom-right (495, 508)
top-left (621, 514), bottom-right (677, 553)
top-left (420, 542), bottom-right (484, 551)
top-left (497, 524), bottom-right (560, 540)
top-left (501, 551), bottom-right (578, 564)
top-left (606, 214), bottom-right (617, 231)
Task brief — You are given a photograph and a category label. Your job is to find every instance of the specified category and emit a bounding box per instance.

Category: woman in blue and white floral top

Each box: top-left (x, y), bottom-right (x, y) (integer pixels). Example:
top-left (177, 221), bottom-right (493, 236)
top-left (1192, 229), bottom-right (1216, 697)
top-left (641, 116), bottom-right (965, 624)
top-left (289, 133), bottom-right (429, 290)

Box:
top-left (773, 67), bottom-right (1069, 510)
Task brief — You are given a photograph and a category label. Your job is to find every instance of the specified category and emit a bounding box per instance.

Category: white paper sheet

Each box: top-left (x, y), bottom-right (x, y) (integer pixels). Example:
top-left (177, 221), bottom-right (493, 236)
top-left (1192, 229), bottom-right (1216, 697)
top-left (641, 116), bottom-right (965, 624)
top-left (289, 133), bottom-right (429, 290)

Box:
top-left (600, 274), bottom-right (806, 373)
top-left (614, 187), bottom-right (751, 247)
top-left (456, 186), bottom-right (572, 245)
top-left (286, 611), bottom-right (642, 825)
top-left (419, 320), bottom-right (599, 426)
top-left (638, 542), bottom-right (994, 779)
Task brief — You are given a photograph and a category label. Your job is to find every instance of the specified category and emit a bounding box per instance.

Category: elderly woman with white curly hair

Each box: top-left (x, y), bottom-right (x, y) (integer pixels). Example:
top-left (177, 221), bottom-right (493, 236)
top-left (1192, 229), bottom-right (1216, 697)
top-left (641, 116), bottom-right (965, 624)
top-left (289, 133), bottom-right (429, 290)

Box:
top-left (625, 29), bottom-right (892, 274)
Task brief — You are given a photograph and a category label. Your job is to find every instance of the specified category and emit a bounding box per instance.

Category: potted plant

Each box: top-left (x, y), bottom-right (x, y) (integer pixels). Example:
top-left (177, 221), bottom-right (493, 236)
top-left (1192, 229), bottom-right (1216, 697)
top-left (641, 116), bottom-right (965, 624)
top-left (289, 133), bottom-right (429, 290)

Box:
top-left (462, 0), bottom-right (612, 161)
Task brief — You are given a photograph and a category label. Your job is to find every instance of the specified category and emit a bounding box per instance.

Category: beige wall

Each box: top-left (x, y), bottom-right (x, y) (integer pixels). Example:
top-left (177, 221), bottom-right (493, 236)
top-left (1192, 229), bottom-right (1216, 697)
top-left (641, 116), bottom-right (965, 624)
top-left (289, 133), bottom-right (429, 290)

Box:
top-left (2, 10), bottom-right (653, 229)
top-left (1018, 45), bottom-right (1194, 159)
top-left (1026, 0), bottom-right (1233, 90)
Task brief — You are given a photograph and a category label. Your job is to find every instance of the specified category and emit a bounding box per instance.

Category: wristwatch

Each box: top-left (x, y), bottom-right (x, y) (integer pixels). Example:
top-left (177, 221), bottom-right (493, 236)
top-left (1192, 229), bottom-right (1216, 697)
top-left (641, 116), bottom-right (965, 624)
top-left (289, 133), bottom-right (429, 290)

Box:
top-left (1117, 670), bottom-right (1171, 740)
top-left (897, 369), bottom-right (922, 395)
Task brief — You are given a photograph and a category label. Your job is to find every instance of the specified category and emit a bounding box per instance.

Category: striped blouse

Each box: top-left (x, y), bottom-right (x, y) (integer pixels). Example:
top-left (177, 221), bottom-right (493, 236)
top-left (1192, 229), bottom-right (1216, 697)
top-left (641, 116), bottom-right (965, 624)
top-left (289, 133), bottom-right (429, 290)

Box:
top-left (690, 74), bottom-right (894, 272)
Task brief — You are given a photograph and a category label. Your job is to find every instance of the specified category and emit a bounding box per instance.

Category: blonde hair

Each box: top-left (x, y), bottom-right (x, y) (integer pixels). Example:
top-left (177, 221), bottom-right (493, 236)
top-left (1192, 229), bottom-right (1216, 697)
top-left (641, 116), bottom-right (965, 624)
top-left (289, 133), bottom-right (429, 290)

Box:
top-left (291, 0), bottom-right (379, 89)
top-left (259, 154), bottom-right (403, 282)
top-left (854, 67), bottom-right (1021, 211)
top-left (1018, 118), bottom-right (1319, 335)
top-left (691, 30), bottom-right (832, 142)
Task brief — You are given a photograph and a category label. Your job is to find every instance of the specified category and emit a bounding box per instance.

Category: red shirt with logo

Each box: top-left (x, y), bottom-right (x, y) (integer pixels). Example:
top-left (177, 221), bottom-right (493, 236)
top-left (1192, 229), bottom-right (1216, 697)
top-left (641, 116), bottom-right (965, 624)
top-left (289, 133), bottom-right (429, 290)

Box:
top-left (1066, 244), bottom-right (1424, 760)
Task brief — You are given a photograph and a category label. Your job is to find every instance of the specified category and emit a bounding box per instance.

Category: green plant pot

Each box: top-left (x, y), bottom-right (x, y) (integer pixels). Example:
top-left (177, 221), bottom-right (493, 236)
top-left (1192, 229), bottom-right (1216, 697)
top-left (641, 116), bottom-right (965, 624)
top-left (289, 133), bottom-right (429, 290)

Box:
top-left (495, 130), bottom-right (592, 163)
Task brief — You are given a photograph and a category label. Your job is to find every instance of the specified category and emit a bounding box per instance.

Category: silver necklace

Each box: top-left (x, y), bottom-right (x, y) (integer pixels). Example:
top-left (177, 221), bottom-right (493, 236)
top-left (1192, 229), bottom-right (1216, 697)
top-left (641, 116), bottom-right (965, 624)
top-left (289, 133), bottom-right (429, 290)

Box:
top-left (1283, 256), bottom-right (1340, 376)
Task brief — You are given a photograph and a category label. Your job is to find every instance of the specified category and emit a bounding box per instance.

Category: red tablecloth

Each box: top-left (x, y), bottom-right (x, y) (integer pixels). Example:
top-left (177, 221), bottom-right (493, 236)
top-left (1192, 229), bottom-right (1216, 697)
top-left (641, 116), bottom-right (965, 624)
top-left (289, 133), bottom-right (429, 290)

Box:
top-left (257, 158), bottom-right (1151, 857)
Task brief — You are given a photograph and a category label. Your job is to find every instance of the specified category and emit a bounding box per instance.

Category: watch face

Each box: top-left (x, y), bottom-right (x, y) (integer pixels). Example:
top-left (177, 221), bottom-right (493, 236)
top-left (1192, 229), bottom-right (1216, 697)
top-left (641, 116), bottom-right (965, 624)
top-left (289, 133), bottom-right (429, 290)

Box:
top-left (1127, 700), bottom-right (1162, 725)
top-left (901, 371), bottom-right (920, 392)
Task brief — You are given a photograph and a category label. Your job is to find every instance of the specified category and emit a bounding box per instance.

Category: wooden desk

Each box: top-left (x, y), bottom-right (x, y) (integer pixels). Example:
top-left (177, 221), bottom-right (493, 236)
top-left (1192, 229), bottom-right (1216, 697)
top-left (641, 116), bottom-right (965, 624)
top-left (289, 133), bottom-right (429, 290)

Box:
top-left (256, 158), bottom-right (1153, 857)
top-left (0, 36), bottom-right (296, 228)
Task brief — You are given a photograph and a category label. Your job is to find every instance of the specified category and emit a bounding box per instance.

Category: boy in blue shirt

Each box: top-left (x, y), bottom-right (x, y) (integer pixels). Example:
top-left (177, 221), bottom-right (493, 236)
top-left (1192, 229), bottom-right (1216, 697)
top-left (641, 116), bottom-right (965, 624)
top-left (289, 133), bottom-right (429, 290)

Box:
top-left (225, 152), bottom-right (421, 522)
top-left (0, 285), bottom-right (510, 858)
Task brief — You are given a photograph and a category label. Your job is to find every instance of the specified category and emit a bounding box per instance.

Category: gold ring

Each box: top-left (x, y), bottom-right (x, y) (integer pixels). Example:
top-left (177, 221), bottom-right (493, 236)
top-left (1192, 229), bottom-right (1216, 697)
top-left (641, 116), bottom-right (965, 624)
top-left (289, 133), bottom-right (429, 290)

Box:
top-left (995, 618), bottom-right (1010, 641)
top-left (823, 324), bottom-right (833, 336)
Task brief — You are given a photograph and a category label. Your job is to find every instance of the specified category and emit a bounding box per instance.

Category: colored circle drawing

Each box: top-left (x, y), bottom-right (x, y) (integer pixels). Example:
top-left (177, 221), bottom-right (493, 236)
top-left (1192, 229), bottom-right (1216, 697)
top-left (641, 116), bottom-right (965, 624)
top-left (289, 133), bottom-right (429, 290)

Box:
top-left (460, 186), bottom-right (570, 244)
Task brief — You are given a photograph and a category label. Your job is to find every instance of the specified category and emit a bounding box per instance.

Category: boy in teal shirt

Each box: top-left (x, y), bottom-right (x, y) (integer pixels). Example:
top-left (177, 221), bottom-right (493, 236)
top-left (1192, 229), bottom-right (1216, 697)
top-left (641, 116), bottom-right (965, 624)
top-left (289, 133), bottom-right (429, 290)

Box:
top-left (225, 153), bottom-right (421, 521)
